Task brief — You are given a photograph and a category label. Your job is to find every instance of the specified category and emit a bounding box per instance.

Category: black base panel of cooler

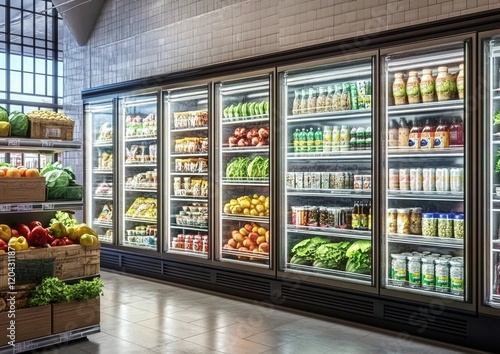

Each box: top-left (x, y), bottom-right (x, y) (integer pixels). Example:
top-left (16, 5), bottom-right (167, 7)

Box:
top-left (100, 247), bottom-right (499, 353)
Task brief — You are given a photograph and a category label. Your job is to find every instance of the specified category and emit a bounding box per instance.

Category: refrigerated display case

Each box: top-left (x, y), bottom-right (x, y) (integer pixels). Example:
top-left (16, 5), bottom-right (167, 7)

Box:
top-left (278, 56), bottom-right (375, 286)
top-left (118, 93), bottom-right (159, 250)
top-left (84, 100), bottom-right (115, 244)
top-left (482, 34), bottom-right (500, 310)
top-left (215, 73), bottom-right (272, 269)
top-left (381, 39), bottom-right (471, 304)
top-left (163, 85), bottom-right (210, 258)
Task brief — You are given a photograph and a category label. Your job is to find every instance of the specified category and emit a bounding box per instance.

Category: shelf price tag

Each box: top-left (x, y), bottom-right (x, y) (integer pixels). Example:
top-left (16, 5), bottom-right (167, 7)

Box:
top-left (41, 140), bottom-right (55, 147)
top-left (16, 204), bottom-right (33, 211)
top-left (7, 139), bottom-right (21, 146)
top-left (43, 203), bottom-right (56, 210)
top-left (0, 204), bottom-right (11, 212)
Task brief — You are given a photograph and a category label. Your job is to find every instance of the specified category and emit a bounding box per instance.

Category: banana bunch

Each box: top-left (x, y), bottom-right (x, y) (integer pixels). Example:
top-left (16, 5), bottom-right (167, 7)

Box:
top-left (27, 110), bottom-right (73, 122)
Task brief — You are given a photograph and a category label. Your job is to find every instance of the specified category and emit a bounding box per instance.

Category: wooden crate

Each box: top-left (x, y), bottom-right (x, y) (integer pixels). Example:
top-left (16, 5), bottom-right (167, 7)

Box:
top-left (0, 244), bottom-right (100, 290)
top-left (52, 298), bottom-right (100, 334)
top-left (0, 177), bottom-right (46, 203)
top-left (0, 305), bottom-right (51, 346)
top-left (28, 117), bottom-right (74, 140)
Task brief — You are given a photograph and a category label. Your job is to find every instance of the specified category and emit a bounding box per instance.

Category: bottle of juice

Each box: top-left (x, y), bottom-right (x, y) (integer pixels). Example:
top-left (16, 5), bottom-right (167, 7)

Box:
top-left (307, 127), bottom-right (315, 152)
top-left (360, 201), bottom-right (368, 230)
top-left (325, 86), bottom-right (334, 112)
top-left (434, 118), bottom-right (450, 148)
top-left (315, 127), bottom-right (323, 152)
top-left (316, 87), bottom-right (327, 113)
top-left (421, 118), bottom-right (435, 149)
top-left (340, 125), bottom-right (350, 151)
top-left (449, 117), bottom-right (464, 146)
top-left (323, 126), bottom-right (332, 152)
top-left (292, 128), bottom-right (300, 152)
top-left (332, 126), bottom-right (340, 151)
top-left (332, 84), bottom-right (342, 111)
top-left (300, 89), bottom-right (308, 114)
top-left (388, 119), bottom-right (399, 148)
top-left (352, 201), bottom-right (360, 230)
top-left (349, 127), bottom-right (357, 151)
top-left (398, 117), bottom-right (410, 148)
top-left (307, 88), bottom-right (317, 114)
top-left (408, 119), bottom-right (422, 149)
top-left (292, 90), bottom-right (301, 115)
top-left (356, 126), bottom-right (366, 150)
top-left (368, 201), bottom-right (372, 231)
top-left (298, 128), bottom-right (307, 152)
top-left (365, 126), bottom-right (372, 150)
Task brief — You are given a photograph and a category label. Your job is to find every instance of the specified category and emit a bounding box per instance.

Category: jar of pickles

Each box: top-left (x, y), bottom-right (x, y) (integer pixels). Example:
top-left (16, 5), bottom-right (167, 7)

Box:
top-left (438, 213), bottom-right (453, 238)
top-left (422, 212), bottom-right (437, 236)
top-left (454, 213), bottom-right (464, 239)
top-left (397, 208), bottom-right (410, 234)
top-left (387, 208), bottom-right (397, 233)
top-left (410, 207), bottom-right (422, 235)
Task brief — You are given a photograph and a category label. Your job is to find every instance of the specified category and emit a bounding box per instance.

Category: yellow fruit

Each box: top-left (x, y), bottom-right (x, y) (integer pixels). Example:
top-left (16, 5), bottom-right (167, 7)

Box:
top-left (250, 209), bottom-right (259, 216)
top-left (243, 208), bottom-right (250, 215)
top-left (256, 204), bottom-right (265, 213)
top-left (251, 198), bottom-right (260, 205)
top-left (257, 227), bottom-right (266, 236)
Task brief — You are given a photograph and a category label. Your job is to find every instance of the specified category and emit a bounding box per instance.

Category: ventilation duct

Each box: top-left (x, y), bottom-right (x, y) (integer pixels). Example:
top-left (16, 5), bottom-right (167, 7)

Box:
top-left (51, 0), bottom-right (106, 46)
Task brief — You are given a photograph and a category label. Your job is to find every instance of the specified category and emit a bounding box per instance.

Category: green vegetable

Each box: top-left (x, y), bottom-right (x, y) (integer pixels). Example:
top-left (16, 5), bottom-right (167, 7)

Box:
top-left (241, 103), bottom-right (248, 117)
top-left (494, 111), bottom-right (500, 125)
top-left (247, 156), bottom-right (269, 178)
top-left (0, 106), bottom-right (8, 122)
top-left (291, 237), bottom-right (330, 262)
top-left (264, 101), bottom-right (269, 115)
top-left (226, 157), bottom-right (251, 178)
top-left (69, 278), bottom-right (104, 301)
top-left (29, 277), bottom-right (71, 307)
top-left (50, 210), bottom-right (79, 228)
top-left (223, 107), bottom-right (229, 118)
top-left (345, 240), bottom-right (372, 274)
top-left (259, 101), bottom-right (266, 116)
top-left (249, 102), bottom-right (256, 116)
top-left (313, 241), bottom-right (351, 269)
top-left (228, 105), bottom-right (234, 118)
top-left (8, 110), bottom-right (29, 137)
top-left (234, 103), bottom-right (242, 118)
top-left (290, 255), bottom-right (311, 265)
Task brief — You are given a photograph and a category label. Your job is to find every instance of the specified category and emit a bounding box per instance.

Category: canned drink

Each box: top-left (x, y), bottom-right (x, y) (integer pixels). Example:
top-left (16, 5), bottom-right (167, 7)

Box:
top-left (334, 172), bottom-right (346, 189)
top-left (296, 207), bottom-right (306, 226)
top-left (422, 257), bottom-right (436, 290)
top-left (389, 169), bottom-right (399, 190)
top-left (291, 206), bottom-right (297, 225)
top-left (303, 172), bottom-right (312, 189)
top-left (354, 175), bottom-right (363, 190)
top-left (348, 172), bottom-right (354, 189)
top-left (295, 172), bottom-right (304, 188)
top-left (408, 256), bottom-right (422, 288)
top-left (436, 168), bottom-right (450, 192)
top-left (410, 168), bottom-right (423, 191)
top-left (307, 206), bottom-right (319, 226)
top-left (422, 168), bottom-right (436, 191)
top-left (319, 207), bottom-right (329, 227)
top-left (311, 172), bottom-right (321, 189)
top-left (399, 169), bottom-right (410, 190)
top-left (363, 175), bottom-right (371, 190)
top-left (435, 258), bottom-right (450, 292)
top-left (321, 172), bottom-right (330, 189)
top-left (450, 168), bottom-right (464, 192)
top-left (391, 254), bottom-right (407, 286)
top-left (286, 172), bottom-right (295, 189)
top-left (450, 260), bottom-right (464, 296)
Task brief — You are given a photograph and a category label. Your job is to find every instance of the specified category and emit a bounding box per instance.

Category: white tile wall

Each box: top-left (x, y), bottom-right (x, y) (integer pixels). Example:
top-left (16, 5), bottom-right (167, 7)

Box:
top-left (62, 0), bottom-right (500, 178)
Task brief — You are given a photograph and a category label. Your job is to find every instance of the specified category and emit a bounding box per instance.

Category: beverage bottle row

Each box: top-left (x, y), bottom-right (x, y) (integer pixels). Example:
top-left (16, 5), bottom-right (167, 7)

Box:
top-left (291, 80), bottom-right (372, 115)
top-left (292, 125), bottom-right (372, 153)
top-left (352, 200), bottom-right (372, 231)
top-left (388, 116), bottom-right (463, 149)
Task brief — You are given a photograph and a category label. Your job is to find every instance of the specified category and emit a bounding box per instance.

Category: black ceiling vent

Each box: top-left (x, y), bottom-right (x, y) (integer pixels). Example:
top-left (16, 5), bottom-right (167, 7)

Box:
top-left (384, 304), bottom-right (468, 337)
top-left (162, 263), bottom-right (211, 284)
top-left (216, 273), bottom-right (271, 296)
top-left (281, 284), bottom-right (375, 316)
top-left (120, 254), bottom-right (162, 275)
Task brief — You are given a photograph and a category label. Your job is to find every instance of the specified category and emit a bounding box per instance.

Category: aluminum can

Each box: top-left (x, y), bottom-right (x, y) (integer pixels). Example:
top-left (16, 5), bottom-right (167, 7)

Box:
top-left (286, 172), bottom-right (295, 189)
top-left (354, 175), bottom-right (363, 190)
top-left (363, 175), bottom-right (371, 190)
top-left (436, 168), bottom-right (450, 192)
top-left (311, 172), bottom-right (321, 189)
top-left (295, 172), bottom-right (304, 189)
top-left (399, 168), bottom-right (410, 190)
top-left (422, 168), bottom-right (436, 191)
top-left (389, 169), bottom-right (399, 190)
top-left (450, 168), bottom-right (464, 192)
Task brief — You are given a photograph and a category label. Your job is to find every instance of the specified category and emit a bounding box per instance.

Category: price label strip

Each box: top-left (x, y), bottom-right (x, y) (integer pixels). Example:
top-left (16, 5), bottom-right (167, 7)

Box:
top-left (16, 204), bottom-right (33, 212)
top-left (7, 139), bottom-right (21, 146)
top-left (41, 140), bottom-right (55, 147)
top-left (0, 204), bottom-right (12, 212)
top-left (43, 203), bottom-right (56, 210)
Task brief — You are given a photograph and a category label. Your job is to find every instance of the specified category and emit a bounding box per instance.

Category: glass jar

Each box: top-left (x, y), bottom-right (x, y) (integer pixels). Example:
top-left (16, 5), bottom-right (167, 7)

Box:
top-left (410, 207), bottom-right (422, 235)
top-left (406, 71), bottom-right (421, 104)
top-left (407, 256), bottom-right (422, 288)
top-left (450, 260), bottom-right (464, 296)
top-left (387, 208), bottom-right (397, 233)
top-left (422, 212), bottom-right (437, 237)
top-left (420, 68), bottom-right (435, 103)
top-left (392, 73), bottom-right (407, 105)
top-left (435, 66), bottom-right (452, 101)
top-left (397, 208), bottom-right (410, 234)
top-left (453, 213), bottom-right (464, 239)
top-left (421, 256), bottom-right (437, 290)
top-left (456, 63), bottom-right (464, 99)
top-left (391, 254), bottom-right (407, 286)
top-left (435, 258), bottom-right (450, 292)
top-left (438, 213), bottom-right (453, 238)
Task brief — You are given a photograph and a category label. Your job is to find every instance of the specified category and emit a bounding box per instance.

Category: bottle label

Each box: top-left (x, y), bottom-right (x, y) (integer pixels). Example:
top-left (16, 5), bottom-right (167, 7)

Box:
top-left (420, 133), bottom-right (434, 149)
top-left (352, 214), bottom-right (360, 229)
top-left (434, 131), bottom-right (449, 148)
top-left (408, 132), bottom-right (419, 149)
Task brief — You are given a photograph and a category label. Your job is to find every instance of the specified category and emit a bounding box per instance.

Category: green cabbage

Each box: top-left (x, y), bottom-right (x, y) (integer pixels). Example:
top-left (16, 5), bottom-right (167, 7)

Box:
top-left (8, 111), bottom-right (29, 137)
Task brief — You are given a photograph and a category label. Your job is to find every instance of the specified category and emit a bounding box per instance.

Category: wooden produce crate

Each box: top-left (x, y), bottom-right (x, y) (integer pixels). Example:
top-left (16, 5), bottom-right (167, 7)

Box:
top-left (28, 117), bottom-right (74, 140)
top-left (0, 305), bottom-right (51, 346)
top-left (0, 245), bottom-right (100, 290)
top-left (52, 298), bottom-right (100, 334)
top-left (0, 177), bottom-right (46, 203)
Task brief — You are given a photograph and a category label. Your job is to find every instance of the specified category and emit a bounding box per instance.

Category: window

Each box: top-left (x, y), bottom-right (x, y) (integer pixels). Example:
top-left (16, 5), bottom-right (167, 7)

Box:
top-left (0, 0), bottom-right (63, 113)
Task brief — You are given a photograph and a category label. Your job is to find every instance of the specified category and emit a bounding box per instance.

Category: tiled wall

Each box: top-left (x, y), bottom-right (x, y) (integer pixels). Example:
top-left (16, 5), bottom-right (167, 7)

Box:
top-left (63, 0), bottom-right (500, 180)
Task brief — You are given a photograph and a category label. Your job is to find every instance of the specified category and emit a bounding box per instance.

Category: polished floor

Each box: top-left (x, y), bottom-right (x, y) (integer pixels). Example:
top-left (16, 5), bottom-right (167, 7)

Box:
top-left (29, 270), bottom-right (489, 354)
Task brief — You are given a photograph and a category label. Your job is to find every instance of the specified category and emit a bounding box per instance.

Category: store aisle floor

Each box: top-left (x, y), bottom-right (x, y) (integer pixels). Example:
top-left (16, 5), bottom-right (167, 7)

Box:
top-left (30, 271), bottom-right (489, 354)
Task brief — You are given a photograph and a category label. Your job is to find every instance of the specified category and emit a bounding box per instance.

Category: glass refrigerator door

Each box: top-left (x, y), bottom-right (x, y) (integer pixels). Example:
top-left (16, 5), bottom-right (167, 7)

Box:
top-left (484, 38), bottom-right (500, 308)
top-left (382, 42), bottom-right (468, 301)
top-left (118, 93), bottom-right (159, 250)
top-left (164, 85), bottom-right (209, 258)
top-left (215, 75), bottom-right (272, 268)
top-left (85, 101), bottom-right (115, 244)
top-left (279, 58), bottom-right (374, 284)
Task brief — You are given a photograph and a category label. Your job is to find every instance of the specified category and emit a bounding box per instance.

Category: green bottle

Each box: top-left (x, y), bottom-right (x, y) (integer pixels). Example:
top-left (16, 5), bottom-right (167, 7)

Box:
top-left (307, 127), bottom-right (315, 152)
top-left (299, 128), bottom-right (307, 152)
top-left (293, 128), bottom-right (300, 152)
top-left (315, 127), bottom-right (323, 153)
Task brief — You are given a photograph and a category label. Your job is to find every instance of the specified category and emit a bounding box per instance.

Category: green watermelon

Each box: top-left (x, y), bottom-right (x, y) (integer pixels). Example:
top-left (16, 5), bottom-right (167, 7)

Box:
top-left (8, 111), bottom-right (29, 137)
top-left (0, 106), bottom-right (7, 122)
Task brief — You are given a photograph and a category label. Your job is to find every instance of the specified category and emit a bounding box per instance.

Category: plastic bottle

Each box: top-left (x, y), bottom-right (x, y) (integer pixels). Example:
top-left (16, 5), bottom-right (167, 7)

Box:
top-left (398, 117), bottom-right (410, 148)
top-left (356, 126), bottom-right (366, 150)
top-left (307, 127), bottom-right (315, 152)
top-left (365, 126), bottom-right (372, 150)
top-left (352, 201), bottom-right (360, 230)
top-left (340, 125), bottom-right (350, 151)
top-left (292, 90), bottom-right (301, 115)
top-left (315, 127), bottom-right (323, 152)
top-left (298, 128), bottom-right (307, 152)
top-left (300, 89), bottom-right (308, 114)
top-left (349, 127), bottom-right (357, 151)
top-left (292, 128), bottom-right (300, 152)
top-left (388, 119), bottom-right (399, 148)
top-left (408, 119), bottom-right (422, 149)
top-left (323, 126), bottom-right (332, 152)
top-left (434, 118), bottom-right (450, 148)
top-left (307, 88), bottom-right (317, 114)
top-left (421, 118), bottom-right (435, 149)
top-left (449, 117), bottom-right (464, 146)
top-left (332, 126), bottom-right (340, 151)
top-left (325, 86), bottom-right (334, 112)
top-left (316, 87), bottom-right (327, 113)
top-left (360, 201), bottom-right (368, 230)
top-left (368, 201), bottom-right (372, 231)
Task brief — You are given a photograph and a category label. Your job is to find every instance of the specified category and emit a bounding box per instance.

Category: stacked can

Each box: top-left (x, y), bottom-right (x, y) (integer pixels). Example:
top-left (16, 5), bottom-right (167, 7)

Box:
top-left (410, 168), bottom-right (423, 191)
top-left (436, 168), bottom-right (450, 192)
top-left (423, 168), bottom-right (436, 191)
top-left (450, 168), bottom-right (464, 192)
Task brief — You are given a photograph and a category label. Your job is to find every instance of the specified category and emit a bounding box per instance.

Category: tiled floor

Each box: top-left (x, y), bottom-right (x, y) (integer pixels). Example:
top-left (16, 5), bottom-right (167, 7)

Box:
top-left (29, 271), bottom-right (489, 354)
